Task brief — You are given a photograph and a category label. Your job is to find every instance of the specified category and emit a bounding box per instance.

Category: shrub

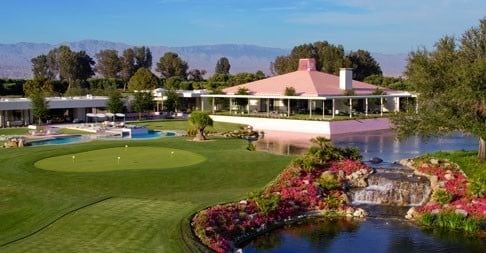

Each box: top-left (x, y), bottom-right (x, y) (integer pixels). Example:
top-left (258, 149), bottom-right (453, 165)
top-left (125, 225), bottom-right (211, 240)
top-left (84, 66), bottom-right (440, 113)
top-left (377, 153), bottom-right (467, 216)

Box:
top-left (468, 178), bottom-right (486, 198)
top-left (254, 194), bottom-right (280, 215)
top-left (318, 173), bottom-right (340, 191)
top-left (432, 189), bottom-right (453, 205)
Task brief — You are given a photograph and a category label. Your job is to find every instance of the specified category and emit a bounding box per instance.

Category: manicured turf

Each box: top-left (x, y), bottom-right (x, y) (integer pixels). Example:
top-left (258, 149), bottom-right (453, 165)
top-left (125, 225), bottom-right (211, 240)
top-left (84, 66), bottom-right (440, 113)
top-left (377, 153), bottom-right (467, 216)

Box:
top-left (133, 119), bottom-right (243, 132)
top-left (35, 147), bottom-right (206, 172)
top-left (0, 128), bottom-right (28, 135)
top-left (0, 137), bottom-right (292, 252)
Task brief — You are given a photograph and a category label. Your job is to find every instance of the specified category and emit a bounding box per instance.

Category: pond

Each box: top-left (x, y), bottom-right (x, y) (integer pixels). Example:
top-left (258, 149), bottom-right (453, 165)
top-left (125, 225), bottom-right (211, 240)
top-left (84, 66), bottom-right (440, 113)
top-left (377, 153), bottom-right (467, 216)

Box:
top-left (242, 217), bottom-right (485, 253)
top-left (245, 130), bottom-right (482, 253)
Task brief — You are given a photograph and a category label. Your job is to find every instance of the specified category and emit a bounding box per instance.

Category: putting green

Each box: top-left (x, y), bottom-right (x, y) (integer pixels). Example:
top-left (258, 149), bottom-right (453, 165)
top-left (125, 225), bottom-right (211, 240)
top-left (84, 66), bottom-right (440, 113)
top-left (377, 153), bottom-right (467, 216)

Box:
top-left (35, 147), bottom-right (206, 172)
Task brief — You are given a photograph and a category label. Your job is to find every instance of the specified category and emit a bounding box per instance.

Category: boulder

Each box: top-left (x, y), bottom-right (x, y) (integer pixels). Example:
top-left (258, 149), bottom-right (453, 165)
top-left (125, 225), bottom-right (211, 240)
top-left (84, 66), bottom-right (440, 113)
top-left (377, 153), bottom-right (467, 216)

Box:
top-left (430, 158), bottom-right (439, 165)
top-left (369, 157), bottom-right (383, 164)
top-left (405, 207), bottom-right (418, 220)
top-left (353, 208), bottom-right (368, 217)
top-left (455, 209), bottom-right (468, 217)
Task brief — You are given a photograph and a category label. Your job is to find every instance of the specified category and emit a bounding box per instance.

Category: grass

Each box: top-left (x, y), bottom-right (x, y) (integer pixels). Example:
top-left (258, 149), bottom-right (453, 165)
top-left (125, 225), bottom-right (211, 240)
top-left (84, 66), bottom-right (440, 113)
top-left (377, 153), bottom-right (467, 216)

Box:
top-left (132, 119), bottom-right (243, 133)
top-left (0, 136), bottom-right (292, 252)
top-left (56, 128), bottom-right (91, 135)
top-left (35, 147), bottom-right (206, 172)
top-left (429, 150), bottom-right (485, 180)
top-left (0, 128), bottom-right (28, 135)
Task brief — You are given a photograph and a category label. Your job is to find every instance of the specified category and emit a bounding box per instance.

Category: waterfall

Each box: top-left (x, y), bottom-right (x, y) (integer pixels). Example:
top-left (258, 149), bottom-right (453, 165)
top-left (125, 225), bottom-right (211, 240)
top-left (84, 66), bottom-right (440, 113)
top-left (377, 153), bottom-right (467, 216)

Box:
top-left (348, 170), bottom-right (431, 206)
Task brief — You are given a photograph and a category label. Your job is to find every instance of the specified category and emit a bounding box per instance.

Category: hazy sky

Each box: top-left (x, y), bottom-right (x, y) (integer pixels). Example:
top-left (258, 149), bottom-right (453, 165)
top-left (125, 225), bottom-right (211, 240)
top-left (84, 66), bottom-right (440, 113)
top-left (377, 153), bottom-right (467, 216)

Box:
top-left (1, 0), bottom-right (484, 53)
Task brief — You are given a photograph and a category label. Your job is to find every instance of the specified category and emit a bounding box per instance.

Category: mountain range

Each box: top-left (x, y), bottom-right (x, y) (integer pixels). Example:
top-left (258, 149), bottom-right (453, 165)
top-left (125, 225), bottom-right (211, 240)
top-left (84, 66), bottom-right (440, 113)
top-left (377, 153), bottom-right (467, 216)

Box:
top-left (0, 40), bottom-right (407, 79)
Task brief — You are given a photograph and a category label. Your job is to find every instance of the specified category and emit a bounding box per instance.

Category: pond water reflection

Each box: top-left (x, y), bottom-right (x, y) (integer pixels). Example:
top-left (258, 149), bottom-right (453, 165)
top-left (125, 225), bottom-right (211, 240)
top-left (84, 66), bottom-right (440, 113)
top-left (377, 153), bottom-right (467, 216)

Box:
top-left (242, 218), bottom-right (485, 253)
top-left (255, 130), bottom-right (479, 162)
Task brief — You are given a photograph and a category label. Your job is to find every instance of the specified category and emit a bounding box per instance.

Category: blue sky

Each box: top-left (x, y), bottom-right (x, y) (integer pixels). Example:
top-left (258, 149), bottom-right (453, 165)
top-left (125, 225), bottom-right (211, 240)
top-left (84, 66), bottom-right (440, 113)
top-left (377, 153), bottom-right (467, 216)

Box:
top-left (1, 0), bottom-right (485, 53)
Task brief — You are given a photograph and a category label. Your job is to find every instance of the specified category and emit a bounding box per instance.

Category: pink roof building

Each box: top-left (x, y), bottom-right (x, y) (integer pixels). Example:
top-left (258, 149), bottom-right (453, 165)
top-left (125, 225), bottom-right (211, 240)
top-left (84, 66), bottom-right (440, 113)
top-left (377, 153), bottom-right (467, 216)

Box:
top-left (223, 58), bottom-right (397, 96)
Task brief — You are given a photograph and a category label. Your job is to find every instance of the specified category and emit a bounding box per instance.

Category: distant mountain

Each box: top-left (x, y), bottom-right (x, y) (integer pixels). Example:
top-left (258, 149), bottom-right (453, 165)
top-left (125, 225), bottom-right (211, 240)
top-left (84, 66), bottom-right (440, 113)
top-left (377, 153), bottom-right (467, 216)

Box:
top-left (0, 40), bottom-right (406, 79)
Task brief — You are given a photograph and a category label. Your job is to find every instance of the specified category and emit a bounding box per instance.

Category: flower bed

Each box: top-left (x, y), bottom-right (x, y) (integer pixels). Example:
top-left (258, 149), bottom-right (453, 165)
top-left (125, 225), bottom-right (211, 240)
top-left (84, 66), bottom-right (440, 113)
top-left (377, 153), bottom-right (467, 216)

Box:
top-left (192, 158), bottom-right (372, 252)
top-left (403, 157), bottom-right (486, 232)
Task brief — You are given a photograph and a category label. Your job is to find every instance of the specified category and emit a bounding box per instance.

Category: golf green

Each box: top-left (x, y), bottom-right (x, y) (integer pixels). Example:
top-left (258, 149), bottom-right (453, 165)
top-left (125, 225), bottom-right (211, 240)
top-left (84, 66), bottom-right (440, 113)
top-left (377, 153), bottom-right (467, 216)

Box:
top-left (35, 146), bottom-right (206, 172)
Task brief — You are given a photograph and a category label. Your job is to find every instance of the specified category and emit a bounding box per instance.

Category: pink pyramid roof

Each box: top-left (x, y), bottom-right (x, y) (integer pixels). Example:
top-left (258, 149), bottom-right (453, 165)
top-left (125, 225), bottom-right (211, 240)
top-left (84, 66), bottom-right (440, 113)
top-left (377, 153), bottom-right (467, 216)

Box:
top-left (223, 59), bottom-right (393, 96)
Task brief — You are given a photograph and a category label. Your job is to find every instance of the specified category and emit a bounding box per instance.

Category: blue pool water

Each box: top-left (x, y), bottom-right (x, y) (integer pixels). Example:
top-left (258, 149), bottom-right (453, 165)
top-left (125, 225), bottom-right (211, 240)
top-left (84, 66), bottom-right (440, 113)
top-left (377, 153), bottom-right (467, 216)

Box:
top-left (130, 130), bottom-right (175, 139)
top-left (28, 135), bottom-right (86, 146)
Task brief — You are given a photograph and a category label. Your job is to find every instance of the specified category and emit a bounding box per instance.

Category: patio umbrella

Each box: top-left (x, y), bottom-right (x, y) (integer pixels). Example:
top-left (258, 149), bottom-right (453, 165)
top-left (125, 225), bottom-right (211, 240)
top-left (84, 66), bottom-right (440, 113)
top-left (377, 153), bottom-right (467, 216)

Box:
top-left (105, 113), bottom-right (115, 122)
top-left (86, 113), bottom-right (96, 123)
top-left (115, 113), bottom-right (126, 123)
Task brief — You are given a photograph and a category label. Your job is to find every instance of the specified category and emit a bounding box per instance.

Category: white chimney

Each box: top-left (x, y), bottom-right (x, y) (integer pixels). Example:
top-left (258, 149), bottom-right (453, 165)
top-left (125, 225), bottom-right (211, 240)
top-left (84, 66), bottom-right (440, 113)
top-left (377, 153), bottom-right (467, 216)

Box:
top-left (339, 68), bottom-right (353, 90)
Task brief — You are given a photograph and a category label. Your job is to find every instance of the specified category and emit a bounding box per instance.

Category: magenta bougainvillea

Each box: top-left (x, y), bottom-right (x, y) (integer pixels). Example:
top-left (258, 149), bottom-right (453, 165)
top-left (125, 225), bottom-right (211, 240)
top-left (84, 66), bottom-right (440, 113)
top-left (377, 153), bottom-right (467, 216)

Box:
top-left (415, 160), bottom-right (486, 219)
top-left (192, 159), bottom-right (370, 252)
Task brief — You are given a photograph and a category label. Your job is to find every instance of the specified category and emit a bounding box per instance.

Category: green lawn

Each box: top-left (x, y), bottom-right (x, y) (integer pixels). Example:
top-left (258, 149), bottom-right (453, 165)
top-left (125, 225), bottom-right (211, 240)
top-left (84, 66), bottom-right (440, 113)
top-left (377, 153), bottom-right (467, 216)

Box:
top-left (0, 128), bottom-right (28, 135)
top-left (429, 150), bottom-right (485, 180)
top-left (0, 137), bottom-right (292, 252)
top-left (35, 147), bottom-right (206, 172)
top-left (132, 119), bottom-right (243, 132)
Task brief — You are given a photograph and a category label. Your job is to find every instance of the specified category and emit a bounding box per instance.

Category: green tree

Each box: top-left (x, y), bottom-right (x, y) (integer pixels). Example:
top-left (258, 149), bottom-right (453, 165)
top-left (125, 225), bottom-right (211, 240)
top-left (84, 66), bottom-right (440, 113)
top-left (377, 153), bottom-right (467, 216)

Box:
top-left (128, 67), bottom-right (159, 91)
top-left (23, 78), bottom-right (53, 97)
top-left (189, 111), bottom-right (213, 141)
top-left (164, 89), bottom-right (180, 112)
top-left (156, 52), bottom-right (188, 79)
top-left (31, 55), bottom-right (53, 80)
top-left (346, 50), bottom-right (382, 81)
top-left (106, 90), bottom-right (124, 113)
top-left (391, 18), bottom-right (486, 162)
top-left (187, 69), bottom-right (207, 81)
top-left (134, 46), bottom-right (152, 69)
top-left (284, 86), bottom-right (296, 96)
top-left (30, 93), bottom-right (49, 125)
top-left (132, 91), bottom-right (154, 120)
top-left (120, 48), bottom-right (136, 88)
top-left (235, 87), bottom-right (250, 111)
top-left (95, 49), bottom-right (121, 78)
top-left (215, 57), bottom-right (231, 74)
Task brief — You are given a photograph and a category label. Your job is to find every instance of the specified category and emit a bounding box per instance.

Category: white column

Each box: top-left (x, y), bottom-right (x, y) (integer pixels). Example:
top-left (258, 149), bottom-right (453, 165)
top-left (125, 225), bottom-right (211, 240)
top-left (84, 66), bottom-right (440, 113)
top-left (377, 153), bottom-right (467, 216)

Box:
top-left (380, 97), bottom-right (384, 116)
top-left (394, 97), bottom-right (400, 112)
top-left (201, 98), bottom-right (204, 111)
top-left (349, 98), bottom-right (352, 118)
top-left (365, 98), bottom-right (368, 117)
top-left (322, 100), bottom-right (325, 119)
top-left (229, 97), bottom-right (232, 114)
top-left (309, 100), bottom-right (312, 118)
top-left (287, 99), bottom-right (290, 117)
top-left (332, 99), bottom-right (335, 119)
top-left (212, 97), bottom-right (215, 113)
top-left (266, 98), bottom-right (270, 116)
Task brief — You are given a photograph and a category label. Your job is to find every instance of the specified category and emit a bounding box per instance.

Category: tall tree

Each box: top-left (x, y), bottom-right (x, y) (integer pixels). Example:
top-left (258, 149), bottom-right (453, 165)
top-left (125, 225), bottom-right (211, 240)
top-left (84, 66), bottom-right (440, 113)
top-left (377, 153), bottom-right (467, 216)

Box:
top-left (314, 41), bottom-right (347, 75)
top-left (120, 48), bottom-right (136, 81)
top-left (391, 18), bottom-right (486, 162)
top-left (106, 90), bottom-right (124, 113)
top-left (95, 49), bottom-right (121, 78)
top-left (134, 46), bottom-right (152, 69)
top-left (127, 67), bottom-right (159, 91)
top-left (30, 93), bottom-right (49, 125)
top-left (164, 89), bottom-right (180, 112)
top-left (31, 55), bottom-right (53, 80)
top-left (346, 50), bottom-right (382, 81)
top-left (215, 57), bottom-right (231, 74)
top-left (156, 52), bottom-right (188, 79)
top-left (187, 69), bottom-right (207, 81)
top-left (132, 91), bottom-right (154, 120)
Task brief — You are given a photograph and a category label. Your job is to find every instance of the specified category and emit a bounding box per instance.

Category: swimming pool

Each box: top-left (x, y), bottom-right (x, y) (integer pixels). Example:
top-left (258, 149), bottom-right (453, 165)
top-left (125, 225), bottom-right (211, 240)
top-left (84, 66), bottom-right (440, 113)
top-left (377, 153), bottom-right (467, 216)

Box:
top-left (28, 131), bottom-right (176, 146)
top-left (28, 135), bottom-right (88, 146)
top-left (129, 130), bottom-right (175, 139)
